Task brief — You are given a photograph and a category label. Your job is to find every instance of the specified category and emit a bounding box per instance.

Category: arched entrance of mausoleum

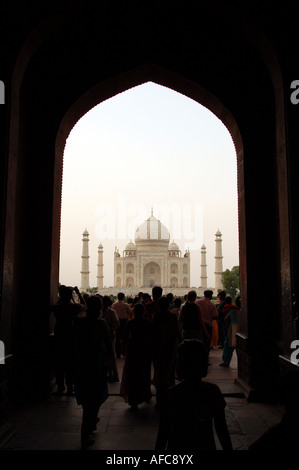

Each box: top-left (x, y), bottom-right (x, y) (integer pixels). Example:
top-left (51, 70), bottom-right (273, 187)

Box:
top-left (143, 262), bottom-right (161, 288)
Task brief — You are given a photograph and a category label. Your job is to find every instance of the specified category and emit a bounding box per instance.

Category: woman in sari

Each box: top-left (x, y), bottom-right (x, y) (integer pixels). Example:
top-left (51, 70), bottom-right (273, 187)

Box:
top-left (120, 302), bottom-right (153, 408)
top-left (219, 296), bottom-right (238, 367)
top-left (210, 320), bottom-right (219, 349)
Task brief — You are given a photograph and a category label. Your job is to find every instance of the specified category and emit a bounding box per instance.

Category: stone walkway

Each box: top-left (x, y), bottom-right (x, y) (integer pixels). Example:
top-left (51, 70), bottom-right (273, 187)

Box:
top-left (1, 348), bottom-right (284, 451)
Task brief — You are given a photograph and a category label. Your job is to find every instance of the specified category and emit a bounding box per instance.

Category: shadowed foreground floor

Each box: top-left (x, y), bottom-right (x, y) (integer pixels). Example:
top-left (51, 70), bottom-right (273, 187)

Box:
top-left (2, 348), bottom-right (284, 451)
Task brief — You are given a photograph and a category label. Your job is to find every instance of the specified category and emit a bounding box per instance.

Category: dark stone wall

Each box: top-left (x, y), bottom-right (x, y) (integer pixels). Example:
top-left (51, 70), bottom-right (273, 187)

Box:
top-left (0, 2), bottom-right (298, 419)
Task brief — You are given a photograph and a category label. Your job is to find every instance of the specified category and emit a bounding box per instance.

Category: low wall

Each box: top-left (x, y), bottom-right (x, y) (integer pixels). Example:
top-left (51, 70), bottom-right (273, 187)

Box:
top-left (95, 286), bottom-right (216, 299)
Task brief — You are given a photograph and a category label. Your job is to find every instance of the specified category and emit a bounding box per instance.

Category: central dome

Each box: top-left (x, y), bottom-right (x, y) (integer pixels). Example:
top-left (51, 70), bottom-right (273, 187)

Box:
top-left (134, 214), bottom-right (170, 242)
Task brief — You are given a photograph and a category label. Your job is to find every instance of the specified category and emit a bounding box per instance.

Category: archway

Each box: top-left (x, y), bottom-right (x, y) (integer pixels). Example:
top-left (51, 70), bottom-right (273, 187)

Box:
top-left (126, 263), bottom-right (134, 274)
top-left (55, 65), bottom-right (245, 289)
top-left (126, 277), bottom-right (134, 288)
top-left (170, 263), bottom-right (178, 275)
top-left (49, 63), bottom-right (293, 399)
top-left (143, 262), bottom-right (161, 287)
top-left (1, 4), bottom-right (293, 403)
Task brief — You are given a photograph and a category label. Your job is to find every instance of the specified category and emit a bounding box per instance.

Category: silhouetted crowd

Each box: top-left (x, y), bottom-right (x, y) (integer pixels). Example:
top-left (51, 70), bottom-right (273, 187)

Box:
top-left (51, 285), bottom-right (299, 452)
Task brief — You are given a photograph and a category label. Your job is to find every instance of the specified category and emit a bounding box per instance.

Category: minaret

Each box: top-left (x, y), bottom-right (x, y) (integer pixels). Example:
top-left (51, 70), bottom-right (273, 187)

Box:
top-left (200, 244), bottom-right (208, 288)
top-left (214, 229), bottom-right (223, 290)
top-left (80, 228), bottom-right (90, 291)
top-left (97, 243), bottom-right (104, 291)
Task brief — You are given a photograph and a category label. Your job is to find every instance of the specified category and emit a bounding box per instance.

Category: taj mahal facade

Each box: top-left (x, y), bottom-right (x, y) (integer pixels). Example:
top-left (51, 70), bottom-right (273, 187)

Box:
top-left (80, 212), bottom-right (224, 297)
top-left (113, 211), bottom-right (190, 290)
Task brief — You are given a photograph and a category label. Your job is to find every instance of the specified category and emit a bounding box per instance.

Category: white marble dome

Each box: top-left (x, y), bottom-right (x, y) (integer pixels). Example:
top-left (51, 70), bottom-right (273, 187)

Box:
top-left (134, 215), bottom-right (170, 241)
top-left (125, 240), bottom-right (136, 251)
top-left (169, 241), bottom-right (179, 251)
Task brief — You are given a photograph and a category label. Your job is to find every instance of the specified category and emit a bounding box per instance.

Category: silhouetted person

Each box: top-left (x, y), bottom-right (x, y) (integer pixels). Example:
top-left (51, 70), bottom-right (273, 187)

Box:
top-left (249, 370), bottom-right (299, 450)
top-left (120, 302), bottom-right (153, 408)
top-left (155, 339), bottom-right (233, 453)
top-left (142, 292), bottom-right (152, 306)
top-left (112, 292), bottom-right (131, 358)
top-left (101, 295), bottom-right (120, 382)
top-left (152, 296), bottom-right (180, 408)
top-left (73, 295), bottom-right (111, 450)
top-left (144, 285), bottom-right (163, 321)
top-left (196, 290), bottom-right (218, 358)
top-left (51, 285), bottom-right (86, 395)
top-left (166, 292), bottom-right (175, 310)
top-left (219, 296), bottom-right (238, 367)
top-left (179, 290), bottom-right (208, 342)
top-left (217, 290), bottom-right (226, 347)
top-left (170, 297), bottom-right (182, 321)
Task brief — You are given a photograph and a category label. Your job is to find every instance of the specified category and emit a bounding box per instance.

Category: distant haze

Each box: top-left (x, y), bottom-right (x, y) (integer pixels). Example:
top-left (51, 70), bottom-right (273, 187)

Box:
top-left (59, 82), bottom-right (239, 289)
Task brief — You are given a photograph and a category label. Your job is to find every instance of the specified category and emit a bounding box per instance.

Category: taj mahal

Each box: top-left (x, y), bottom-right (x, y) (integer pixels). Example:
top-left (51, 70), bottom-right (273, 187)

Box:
top-left (80, 211), bottom-right (224, 297)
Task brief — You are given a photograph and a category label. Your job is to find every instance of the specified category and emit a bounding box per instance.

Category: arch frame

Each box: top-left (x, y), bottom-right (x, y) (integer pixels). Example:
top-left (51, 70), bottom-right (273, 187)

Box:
top-left (1, 6), bottom-right (293, 403)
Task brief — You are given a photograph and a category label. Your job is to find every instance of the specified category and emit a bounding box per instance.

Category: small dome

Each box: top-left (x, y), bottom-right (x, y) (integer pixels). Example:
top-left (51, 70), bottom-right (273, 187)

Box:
top-left (169, 240), bottom-right (179, 251)
top-left (125, 240), bottom-right (136, 251)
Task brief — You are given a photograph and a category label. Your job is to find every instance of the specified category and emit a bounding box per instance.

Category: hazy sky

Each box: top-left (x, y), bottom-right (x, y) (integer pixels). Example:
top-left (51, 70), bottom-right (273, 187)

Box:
top-left (59, 82), bottom-right (239, 289)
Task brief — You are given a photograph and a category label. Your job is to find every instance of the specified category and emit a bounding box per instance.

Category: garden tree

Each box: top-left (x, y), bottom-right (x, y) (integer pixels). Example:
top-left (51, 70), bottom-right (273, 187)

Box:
top-left (85, 287), bottom-right (98, 295)
top-left (221, 266), bottom-right (240, 299)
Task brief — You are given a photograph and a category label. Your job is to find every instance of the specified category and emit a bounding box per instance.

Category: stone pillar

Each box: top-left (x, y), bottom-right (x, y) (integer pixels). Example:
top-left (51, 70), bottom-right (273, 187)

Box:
top-left (200, 244), bottom-right (208, 288)
top-left (80, 228), bottom-right (90, 290)
top-left (214, 229), bottom-right (223, 291)
top-left (97, 243), bottom-right (104, 290)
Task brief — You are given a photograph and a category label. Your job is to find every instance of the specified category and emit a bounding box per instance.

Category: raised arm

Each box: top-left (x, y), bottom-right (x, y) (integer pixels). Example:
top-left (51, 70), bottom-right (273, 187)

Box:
top-left (74, 286), bottom-right (86, 305)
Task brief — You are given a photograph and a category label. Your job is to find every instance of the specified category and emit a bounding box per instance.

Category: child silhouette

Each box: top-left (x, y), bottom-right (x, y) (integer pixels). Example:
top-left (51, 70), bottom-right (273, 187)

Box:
top-left (155, 339), bottom-right (233, 453)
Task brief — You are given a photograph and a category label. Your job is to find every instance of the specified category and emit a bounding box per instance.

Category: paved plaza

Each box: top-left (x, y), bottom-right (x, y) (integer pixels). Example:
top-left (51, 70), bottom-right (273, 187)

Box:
top-left (1, 348), bottom-right (284, 452)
